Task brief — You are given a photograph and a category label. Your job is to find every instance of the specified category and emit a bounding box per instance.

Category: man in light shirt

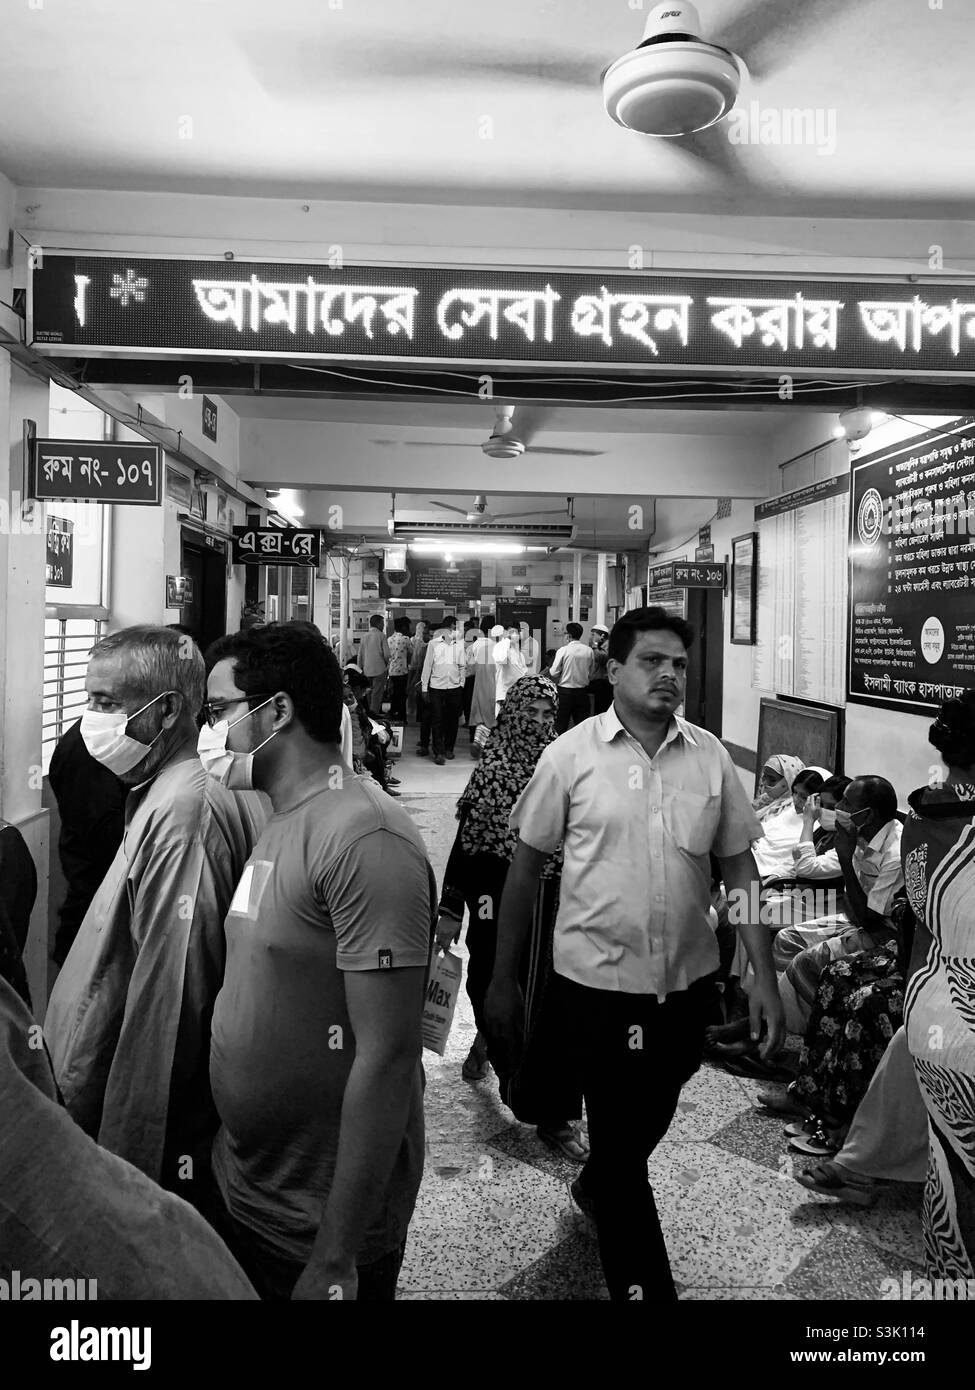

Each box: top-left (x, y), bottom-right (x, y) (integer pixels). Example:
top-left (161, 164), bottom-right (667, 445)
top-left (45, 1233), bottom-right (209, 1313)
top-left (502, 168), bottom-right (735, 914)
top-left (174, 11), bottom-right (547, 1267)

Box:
top-left (485, 606), bottom-right (784, 1302)
top-left (420, 616), bottom-right (466, 765)
top-left (550, 622), bottom-right (594, 734)
top-left (492, 624), bottom-right (528, 712)
top-left (360, 615), bottom-right (390, 717)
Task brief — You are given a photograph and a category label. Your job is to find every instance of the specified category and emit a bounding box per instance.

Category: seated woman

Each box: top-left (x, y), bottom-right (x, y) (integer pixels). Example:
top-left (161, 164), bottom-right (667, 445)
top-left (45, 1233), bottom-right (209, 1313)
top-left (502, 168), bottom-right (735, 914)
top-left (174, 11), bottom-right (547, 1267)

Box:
top-left (751, 766), bottom-right (830, 884)
top-left (756, 929), bottom-right (908, 1157)
top-left (753, 754), bottom-right (805, 818)
top-left (759, 773), bottom-right (850, 923)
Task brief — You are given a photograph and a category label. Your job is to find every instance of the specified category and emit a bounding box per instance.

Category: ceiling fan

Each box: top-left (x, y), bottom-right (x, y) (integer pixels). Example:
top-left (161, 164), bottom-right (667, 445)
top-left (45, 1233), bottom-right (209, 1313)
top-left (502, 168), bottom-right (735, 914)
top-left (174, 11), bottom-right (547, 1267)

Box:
top-left (376, 405), bottom-right (605, 461)
top-left (238, 0), bottom-right (867, 179)
top-left (428, 493), bottom-right (572, 524)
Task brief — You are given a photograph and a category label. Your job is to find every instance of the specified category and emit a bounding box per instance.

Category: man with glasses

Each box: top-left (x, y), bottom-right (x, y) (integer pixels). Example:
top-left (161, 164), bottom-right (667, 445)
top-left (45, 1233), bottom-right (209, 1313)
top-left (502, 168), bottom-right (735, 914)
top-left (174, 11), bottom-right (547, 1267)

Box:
top-left (45, 626), bottom-right (268, 1213)
top-left (200, 625), bottom-right (435, 1302)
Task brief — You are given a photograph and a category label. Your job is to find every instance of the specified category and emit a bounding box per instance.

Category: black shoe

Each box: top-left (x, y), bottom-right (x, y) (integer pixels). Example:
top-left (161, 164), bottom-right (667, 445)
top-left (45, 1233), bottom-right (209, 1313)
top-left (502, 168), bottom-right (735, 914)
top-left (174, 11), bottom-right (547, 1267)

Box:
top-left (416, 747), bottom-right (429, 757)
top-left (385, 786), bottom-right (402, 797)
top-left (570, 1177), bottom-right (596, 1221)
top-left (445, 750), bottom-right (455, 760)
top-left (387, 776), bottom-right (402, 786)
top-left (433, 755), bottom-right (446, 766)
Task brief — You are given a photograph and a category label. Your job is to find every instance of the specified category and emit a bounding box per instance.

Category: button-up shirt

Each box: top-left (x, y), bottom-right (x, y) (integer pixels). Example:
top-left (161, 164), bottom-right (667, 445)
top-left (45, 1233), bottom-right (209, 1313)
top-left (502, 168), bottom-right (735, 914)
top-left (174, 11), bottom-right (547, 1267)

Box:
top-left (851, 817), bottom-right (904, 915)
top-left (388, 632), bottom-right (411, 677)
top-left (511, 706), bottom-right (764, 997)
top-left (421, 633), bottom-right (466, 691)
top-left (360, 628), bottom-right (390, 679)
top-left (550, 640), bottom-right (594, 690)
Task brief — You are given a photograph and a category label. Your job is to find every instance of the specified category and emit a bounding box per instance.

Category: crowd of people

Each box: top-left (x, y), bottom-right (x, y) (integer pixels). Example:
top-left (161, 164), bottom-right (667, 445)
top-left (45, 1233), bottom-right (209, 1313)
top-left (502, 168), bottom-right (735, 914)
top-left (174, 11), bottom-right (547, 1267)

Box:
top-left (1, 607), bottom-right (972, 1300)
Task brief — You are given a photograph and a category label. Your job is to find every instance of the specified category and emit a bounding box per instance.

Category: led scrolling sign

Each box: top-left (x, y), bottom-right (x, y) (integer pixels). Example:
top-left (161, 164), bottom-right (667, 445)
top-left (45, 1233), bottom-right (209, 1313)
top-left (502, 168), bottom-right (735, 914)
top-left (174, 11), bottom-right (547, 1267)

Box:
top-left (27, 252), bottom-right (975, 377)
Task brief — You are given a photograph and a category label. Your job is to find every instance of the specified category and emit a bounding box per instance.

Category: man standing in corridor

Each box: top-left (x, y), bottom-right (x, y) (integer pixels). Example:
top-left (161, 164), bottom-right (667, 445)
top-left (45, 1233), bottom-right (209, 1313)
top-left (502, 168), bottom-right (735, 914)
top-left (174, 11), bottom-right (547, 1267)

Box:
top-left (550, 622), bottom-right (594, 734)
top-left (485, 606), bottom-right (784, 1302)
top-left (420, 615), bottom-right (466, 764)
top-left (360, 614), bottom-right (390, 717)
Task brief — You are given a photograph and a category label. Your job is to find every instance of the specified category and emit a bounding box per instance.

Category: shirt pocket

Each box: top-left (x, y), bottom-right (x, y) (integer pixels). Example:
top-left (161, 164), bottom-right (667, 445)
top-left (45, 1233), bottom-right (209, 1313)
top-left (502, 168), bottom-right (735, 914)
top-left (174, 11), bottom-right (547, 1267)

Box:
top-left (667, 789), bottom-right (722, 858)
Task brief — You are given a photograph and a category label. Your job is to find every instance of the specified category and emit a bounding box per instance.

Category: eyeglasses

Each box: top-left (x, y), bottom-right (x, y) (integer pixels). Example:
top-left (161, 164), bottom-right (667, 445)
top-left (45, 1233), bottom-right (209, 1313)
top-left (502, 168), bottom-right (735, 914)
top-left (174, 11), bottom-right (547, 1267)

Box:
top-left (201, 693), bottom-right (274, 728)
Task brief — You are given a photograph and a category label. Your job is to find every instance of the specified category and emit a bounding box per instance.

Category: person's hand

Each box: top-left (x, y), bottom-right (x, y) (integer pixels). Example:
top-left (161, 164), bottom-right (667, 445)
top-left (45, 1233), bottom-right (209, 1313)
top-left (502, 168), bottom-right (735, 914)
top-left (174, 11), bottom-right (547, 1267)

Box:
top-left (484, 977), bottom-right (525, 1050)
top-left (803, 793), bottom-right (820, 821)
top-left (291, 1257), bottom-right (358, 1302)
top-left (435, 913), bottom-right (460, 952)
top-left (749, 973), bottom-right (786, 1060)
top-left (833, 818), bottom-right (857, 859)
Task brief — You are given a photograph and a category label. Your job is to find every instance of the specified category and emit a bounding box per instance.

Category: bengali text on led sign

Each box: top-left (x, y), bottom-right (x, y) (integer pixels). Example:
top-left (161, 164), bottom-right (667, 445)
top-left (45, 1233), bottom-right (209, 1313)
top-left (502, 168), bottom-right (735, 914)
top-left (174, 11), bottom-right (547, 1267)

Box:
top-left (27, 252), bottom-right (975, 376)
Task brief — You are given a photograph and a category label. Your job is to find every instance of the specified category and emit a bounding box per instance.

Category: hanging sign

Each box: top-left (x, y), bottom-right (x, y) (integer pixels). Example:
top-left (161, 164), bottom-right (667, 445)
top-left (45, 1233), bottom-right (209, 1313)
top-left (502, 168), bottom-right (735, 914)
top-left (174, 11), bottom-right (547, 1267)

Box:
top-left (649, 561), bottom-right (726, 589)
top-left (847, 416), bottom-right (975, 713)
top-left (26, 250), bottom-right (975, 378)
top-left (31, 440), bottom-right (161, 505)
top-left (202, 395), bottom-right (218, 441)
top-left (380, 558), bottom-right (482, 602)
top-left (46, 515), bottom-right (74, 587)
top-left (232, 526), bottom-right (322, 566)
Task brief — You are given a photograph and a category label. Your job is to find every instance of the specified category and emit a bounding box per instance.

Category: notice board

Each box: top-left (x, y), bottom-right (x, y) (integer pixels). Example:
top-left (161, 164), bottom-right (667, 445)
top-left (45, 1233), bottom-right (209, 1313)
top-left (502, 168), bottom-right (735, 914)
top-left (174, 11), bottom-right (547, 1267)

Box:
top-left (848, 416), bottom-right (975, 713)
top-left (755, 697), bottom-right (844, 793)
top-left (753, 474), bottom-right (849, 706)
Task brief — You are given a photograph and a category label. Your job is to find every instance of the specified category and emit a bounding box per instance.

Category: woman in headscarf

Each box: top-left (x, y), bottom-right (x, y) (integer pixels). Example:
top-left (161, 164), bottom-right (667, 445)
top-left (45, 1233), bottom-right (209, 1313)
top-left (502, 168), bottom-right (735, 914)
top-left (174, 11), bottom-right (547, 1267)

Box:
top-left (753, 754), bottom-right (805, 819)
top-left (434, 674), bottom-right (588, 1162)
top-left (751, 765), bottom-right (832, 882)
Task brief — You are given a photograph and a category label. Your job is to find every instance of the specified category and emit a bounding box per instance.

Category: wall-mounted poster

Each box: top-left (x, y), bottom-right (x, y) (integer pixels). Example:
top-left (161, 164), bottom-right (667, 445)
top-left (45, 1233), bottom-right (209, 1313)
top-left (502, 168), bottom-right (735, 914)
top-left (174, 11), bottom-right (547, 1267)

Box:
top-left (848, 416), bottom-right (975, 713)
top-left (731, 533), bottom-right (757, 644)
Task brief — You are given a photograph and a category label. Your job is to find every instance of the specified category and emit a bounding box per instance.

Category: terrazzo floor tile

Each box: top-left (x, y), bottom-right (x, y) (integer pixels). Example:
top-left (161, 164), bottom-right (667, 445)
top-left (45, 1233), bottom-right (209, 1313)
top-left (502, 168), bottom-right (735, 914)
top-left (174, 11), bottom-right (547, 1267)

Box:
top-left (707, 1105), bottom-right (801, 1175)
top-left (680, 1286), bottom-right (800, 1301)
top-left (396, 1290), bottom-right (508, 1301)
top-left (820, 1189), bottom-right (925, 1267)
top-left (665, 1065), bottom-right (759, 1143)
top-left (498, 1229), bottom-right (611, 1300)
top-left (783, 1226), bottom-right (911, 1301)
top-left (488, 1120), bottom-right (591, 1182)
top-left (399, 1150), bottom-right (573, 1293)
top-left (643, 1139), bottom-right (842, 1289)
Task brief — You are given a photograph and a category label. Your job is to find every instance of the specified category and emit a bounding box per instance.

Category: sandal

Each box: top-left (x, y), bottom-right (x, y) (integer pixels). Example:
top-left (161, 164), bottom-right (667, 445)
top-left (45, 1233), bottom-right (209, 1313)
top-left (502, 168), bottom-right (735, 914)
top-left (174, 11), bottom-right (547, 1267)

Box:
top-left (784, 1118), bottom-right (819, 1138)
top-left (755, 1089), bottom-right (811, 1119)
top-left (723, 1054), bottom-right (795, 1083)
top-left (537, 1124), bottom-right (590, 1163)
top-left (789, 1127), bottom-right (839, 1157)
top-left (461, 1035), bottom-right (489, 1082)
top-left (795, 1161), bottom-right (876, 1206)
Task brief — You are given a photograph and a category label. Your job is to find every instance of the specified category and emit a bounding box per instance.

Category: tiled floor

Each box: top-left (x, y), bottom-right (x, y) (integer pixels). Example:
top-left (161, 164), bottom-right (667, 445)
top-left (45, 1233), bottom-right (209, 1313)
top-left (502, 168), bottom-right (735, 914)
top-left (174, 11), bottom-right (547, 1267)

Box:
top-left (389, 735), bottom-right (925, 1301)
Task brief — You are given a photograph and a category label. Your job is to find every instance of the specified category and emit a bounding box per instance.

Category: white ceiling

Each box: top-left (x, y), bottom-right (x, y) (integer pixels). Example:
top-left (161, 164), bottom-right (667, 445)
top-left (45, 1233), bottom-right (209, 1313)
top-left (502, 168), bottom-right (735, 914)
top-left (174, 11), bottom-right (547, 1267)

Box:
top-left (2, 0), bottom-right (973, 216)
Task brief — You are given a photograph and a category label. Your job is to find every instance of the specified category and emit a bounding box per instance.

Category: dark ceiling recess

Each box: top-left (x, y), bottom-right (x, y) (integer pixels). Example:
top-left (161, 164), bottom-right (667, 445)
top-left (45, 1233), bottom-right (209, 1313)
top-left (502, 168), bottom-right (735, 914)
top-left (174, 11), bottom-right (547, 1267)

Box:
top-left (69, 357), bottom-right (975, 414)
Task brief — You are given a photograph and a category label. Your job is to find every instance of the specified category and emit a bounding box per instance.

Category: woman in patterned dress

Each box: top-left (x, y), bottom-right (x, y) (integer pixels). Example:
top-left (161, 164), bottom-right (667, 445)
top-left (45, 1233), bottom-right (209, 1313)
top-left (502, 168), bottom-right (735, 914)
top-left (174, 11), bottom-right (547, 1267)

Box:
top-left (902, 690), bottom-right (975, 1280)
top-left (434, 674), bottom-right (588, 1161)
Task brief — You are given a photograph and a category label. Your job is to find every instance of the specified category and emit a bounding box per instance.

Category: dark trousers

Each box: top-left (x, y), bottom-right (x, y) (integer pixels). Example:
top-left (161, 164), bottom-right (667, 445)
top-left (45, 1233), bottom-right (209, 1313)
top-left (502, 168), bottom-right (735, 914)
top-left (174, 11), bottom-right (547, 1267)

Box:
top-left (555, 686), bottom-right (591, 735)
top-left (590, 681), bottom-right (613, 716)
top-left (205, 1190), bottom-right (406, 1301)
top-left (556, 972), bottom-right (717, 1302)
top-left (368, 672), bottom-right (387, 716)
top-left (463, 675), bottom-right (476, 740)
top-left (428, 686), bottom-right (463, 756)
top-left (389, 674), bottom-right (408, 722)
top-left (415, 690), bottom-right (432, 751)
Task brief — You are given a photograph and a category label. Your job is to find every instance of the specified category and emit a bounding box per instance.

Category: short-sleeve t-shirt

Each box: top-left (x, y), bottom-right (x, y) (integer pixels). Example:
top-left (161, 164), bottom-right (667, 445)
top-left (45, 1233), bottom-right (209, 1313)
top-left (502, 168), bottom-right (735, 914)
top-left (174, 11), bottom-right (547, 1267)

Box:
top-left (210, 775), bottom-right (436, 1267)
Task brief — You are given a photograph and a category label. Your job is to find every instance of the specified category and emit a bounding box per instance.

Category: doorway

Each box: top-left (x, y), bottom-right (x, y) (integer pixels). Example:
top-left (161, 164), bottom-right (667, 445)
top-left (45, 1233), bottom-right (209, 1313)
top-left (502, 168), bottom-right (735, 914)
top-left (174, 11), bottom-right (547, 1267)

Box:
top-left (496, 598), bottom-right (549, 672)
top-left (682, 586), bottom-right (724, 736)
top-left (180, 530), bottom-right (228, 653)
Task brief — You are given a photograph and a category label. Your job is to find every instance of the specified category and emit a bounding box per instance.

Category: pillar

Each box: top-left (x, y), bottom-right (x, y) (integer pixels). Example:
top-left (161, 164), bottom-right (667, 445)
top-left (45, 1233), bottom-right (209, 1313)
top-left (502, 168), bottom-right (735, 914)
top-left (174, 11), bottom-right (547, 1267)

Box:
top-left (596, 552), bottom-right (609, 627)
top-left (571, 551), bottom-right (582, 622)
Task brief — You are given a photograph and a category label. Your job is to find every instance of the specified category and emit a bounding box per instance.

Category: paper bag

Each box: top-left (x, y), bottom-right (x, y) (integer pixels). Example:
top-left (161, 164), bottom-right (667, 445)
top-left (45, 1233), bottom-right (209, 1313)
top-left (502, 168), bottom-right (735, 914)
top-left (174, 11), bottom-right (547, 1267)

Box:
top-left (422, 950), bottom-right (463, 1056)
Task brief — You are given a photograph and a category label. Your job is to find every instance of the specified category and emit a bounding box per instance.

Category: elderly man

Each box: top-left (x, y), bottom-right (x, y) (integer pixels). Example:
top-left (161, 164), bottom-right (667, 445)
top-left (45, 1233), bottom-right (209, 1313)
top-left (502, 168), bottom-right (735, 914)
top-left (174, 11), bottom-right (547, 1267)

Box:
top-left (45, 626), bottom-right (267, 1210)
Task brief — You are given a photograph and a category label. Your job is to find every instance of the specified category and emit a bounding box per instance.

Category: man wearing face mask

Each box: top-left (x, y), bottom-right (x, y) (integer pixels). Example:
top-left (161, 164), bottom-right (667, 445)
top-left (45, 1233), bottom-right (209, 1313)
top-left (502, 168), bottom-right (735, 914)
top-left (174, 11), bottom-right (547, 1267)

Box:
top-left (201, 624), bottom-right (435, 1302)
top-left (44, 626), bottom-right (268, 1210)
top-left (774, 776), bottom-right (904, 1031)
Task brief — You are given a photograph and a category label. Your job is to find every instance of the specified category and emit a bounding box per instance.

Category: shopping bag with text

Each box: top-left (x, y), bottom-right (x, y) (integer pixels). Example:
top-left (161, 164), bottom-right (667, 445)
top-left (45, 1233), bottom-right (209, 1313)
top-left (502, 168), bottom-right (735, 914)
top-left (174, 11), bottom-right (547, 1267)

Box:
top-left (422, 950), bottom-right (463, 1056)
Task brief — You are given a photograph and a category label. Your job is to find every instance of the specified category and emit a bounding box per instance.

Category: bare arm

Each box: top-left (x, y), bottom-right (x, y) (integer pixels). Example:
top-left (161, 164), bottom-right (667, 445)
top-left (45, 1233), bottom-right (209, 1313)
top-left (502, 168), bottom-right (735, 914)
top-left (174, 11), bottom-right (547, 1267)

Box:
top-left (293, 965), bottom-right (426, 1299)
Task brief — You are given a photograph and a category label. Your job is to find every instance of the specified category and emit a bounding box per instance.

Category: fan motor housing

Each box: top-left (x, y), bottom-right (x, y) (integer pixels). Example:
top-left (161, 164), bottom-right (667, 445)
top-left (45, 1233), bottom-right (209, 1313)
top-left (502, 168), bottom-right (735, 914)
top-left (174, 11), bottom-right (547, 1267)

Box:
top-left (481, 437), bottom-right (526, 460)
top-left (603, 39), bottom-right (741, 136)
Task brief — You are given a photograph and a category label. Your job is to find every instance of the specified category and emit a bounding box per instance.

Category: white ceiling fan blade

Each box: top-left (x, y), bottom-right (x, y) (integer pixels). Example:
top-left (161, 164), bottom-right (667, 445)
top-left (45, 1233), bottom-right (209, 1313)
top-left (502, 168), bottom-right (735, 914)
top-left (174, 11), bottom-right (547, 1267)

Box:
top-left (489, 508), bottom-right (572, 520)
top-left (713, 0), bottom-right (874, 83)
top-left (403, 441), bottom-right (479, 448)
top-left (429, 502), bottom-right (470, 515)
top-left (524, 446), bottom-right (605, 457)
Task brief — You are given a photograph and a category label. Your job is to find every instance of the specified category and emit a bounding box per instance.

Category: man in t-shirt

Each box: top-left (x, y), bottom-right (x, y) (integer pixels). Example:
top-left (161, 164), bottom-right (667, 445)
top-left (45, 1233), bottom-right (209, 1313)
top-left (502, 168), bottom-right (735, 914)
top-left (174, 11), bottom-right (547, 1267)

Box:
top-left (204, 624), bottom-right (436, 1301)
top-left (550, 622), bottom-right (594, 734)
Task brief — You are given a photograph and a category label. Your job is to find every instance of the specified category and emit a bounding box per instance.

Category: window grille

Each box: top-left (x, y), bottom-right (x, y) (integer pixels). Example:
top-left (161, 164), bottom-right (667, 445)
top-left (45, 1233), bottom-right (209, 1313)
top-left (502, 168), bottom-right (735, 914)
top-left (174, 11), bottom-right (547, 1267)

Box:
top-left (42, 617), bottom-right (105, 774)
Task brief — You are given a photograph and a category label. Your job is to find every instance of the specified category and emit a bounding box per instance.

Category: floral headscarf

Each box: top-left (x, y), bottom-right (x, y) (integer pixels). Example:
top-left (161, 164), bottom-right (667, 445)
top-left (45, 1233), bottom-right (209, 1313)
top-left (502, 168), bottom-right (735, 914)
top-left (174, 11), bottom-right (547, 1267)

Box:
top-left (753, 753), bottom-right (805, 819)
top-left (457, 674), bottom-right (560, 866)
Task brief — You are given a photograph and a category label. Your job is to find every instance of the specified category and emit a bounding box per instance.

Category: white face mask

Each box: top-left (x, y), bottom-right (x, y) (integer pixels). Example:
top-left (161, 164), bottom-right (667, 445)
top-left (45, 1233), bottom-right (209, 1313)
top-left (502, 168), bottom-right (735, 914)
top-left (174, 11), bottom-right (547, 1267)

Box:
top-left (197, 696), bottom-right (278, 791)
top-left (818, 808), bottom-right (837, 830)
top-left (80, 692), bottom-right (172, 777)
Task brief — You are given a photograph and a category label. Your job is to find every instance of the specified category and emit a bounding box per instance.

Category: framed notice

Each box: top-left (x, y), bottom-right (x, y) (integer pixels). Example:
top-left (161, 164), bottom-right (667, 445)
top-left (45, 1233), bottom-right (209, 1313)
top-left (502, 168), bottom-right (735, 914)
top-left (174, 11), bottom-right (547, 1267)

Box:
top-left (731, 532), bottom-right (758, 645)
